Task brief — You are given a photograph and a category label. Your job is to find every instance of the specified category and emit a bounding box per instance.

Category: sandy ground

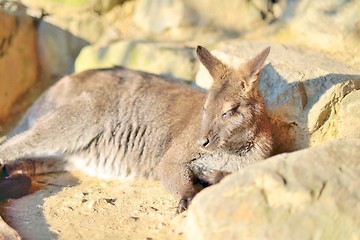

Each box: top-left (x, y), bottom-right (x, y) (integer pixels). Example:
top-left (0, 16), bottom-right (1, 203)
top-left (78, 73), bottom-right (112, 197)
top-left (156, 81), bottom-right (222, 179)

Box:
top-left (1, 172), bottom-right (187, 240)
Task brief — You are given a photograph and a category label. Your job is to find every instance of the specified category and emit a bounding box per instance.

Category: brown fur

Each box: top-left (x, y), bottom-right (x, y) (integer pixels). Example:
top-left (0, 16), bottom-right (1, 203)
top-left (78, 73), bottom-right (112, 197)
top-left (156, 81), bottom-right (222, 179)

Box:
top-left (0, 46), bottom-right (272, 237)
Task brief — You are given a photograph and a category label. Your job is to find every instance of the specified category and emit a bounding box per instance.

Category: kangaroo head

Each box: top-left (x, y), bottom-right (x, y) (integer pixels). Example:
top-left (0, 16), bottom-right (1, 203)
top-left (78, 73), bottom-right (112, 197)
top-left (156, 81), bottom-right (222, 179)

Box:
top-left (196, 45), bottom-right (270, 153)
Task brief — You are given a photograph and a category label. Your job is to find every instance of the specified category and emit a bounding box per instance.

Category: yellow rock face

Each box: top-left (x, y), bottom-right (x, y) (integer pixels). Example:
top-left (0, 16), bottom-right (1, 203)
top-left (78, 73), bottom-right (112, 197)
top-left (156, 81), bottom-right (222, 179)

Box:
top-left (0, 10), bottom-right (38, 121)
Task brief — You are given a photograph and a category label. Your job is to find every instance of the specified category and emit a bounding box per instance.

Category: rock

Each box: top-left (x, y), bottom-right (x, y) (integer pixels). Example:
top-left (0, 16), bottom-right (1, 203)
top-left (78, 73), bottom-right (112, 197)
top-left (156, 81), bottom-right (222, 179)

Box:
top-left (37, 19), bottom-right (89, 79)
top-left (307, 80), bottom-right (360, 146)
top-left (279, 0), bottom-right (360, 68)
top-left (133, 0), bottom-right (283, 34)
top-left (40, 14), bottom-right (104, 44)
top-left (75, 40), bottom-right (197, 81)
top-left (186, 138), bottom-right (360, 240)
top-left (12, 0), bottom-right (106, 80)
top-left (134, 0), bottom-right (193, 33)
top-left (101, 0), bottom-right (138, 39)
top-left (91, 0), bottom-right (128, 15)
top-left (183, 0), bottom-right (279, 32)
top-left (195, 41), bottom-right (360, 152)
top-left (0, 9), bottom-right (38, 121)
top-left (21, 0), bottom-right (124, 15)
top-left (21, 0), bottom-right (106, 44)
top-left (338, 90), bottom-right (360, 139)
top-left (21, 0), bottom-right (94, 12)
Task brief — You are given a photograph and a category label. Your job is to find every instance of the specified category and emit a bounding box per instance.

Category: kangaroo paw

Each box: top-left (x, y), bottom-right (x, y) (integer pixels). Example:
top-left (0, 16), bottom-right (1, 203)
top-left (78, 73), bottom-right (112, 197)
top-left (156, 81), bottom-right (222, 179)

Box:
top-left (0, 174), bottom-right (32, 200)
top-left (176, 196), bottom-right (193, 214)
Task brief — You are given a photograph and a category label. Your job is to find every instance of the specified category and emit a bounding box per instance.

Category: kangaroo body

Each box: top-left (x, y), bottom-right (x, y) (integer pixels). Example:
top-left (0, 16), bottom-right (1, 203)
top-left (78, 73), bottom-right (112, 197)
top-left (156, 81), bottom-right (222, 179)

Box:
top-left (0, 46), bottom-right (272, 239)
top-left (3, 67), bottom-right (204, 179)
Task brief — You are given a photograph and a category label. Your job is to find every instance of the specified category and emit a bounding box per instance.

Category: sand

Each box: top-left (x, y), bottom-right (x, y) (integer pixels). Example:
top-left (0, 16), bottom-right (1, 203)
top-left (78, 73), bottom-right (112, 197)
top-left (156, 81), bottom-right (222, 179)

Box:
top-left (1, 172), bottom-right (187, 240)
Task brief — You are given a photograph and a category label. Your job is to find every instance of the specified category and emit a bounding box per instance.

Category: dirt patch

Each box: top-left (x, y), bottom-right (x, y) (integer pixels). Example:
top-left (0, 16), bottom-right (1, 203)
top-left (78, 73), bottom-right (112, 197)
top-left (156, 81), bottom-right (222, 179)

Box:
top-left (1, 171), bottom-right (186, 240)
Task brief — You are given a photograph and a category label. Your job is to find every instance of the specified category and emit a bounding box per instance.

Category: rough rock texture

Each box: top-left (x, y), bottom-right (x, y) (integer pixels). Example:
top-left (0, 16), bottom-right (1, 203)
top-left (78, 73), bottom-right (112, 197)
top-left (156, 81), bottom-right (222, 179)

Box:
top-left (338, 90), bottom-right (360, 139)
top-left (195, 41), bottom-right (360, 152)
top-left (281, 0), bottom-right (360, 67)
top-left (75, 40), bottom-right (197, 81)
top-left (0, 9), bottom-right (38, 121)
top-left (186, 138), bottom-right (360, 240)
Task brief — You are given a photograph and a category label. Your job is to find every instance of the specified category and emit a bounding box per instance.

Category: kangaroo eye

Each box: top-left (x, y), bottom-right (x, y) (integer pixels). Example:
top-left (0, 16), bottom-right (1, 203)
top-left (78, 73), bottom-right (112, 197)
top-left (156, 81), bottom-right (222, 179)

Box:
top-left (222, 105), bottom-right (239, 118)
top-left (222, 109), bottom-right (234, 118)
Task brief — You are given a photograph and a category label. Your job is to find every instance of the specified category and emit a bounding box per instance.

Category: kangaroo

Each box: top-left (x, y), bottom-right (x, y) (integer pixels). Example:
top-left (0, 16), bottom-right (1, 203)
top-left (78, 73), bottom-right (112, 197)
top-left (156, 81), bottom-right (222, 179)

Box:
top-left (0, 46), bottom-right (272, 238)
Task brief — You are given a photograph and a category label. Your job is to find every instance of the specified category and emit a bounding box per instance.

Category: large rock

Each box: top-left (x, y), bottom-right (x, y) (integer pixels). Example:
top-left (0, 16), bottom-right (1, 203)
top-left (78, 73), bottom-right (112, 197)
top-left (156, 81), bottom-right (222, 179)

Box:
top-left (186, 137), bottom-right (360, 240)
top-left (21, 0), bottom-right (125, 15)
top-left (0, 9), bottom-right (38, 121)
top-left (195, 41), bottom-right (360, 152)
top-left (134, 0), bottom-right (284, 33)
top-left (2, 0), bottom-right (105, 81)
top-left (75, 40), bottom-right (197, 81)
top-left (338, 90), bottom-right (360, 139)
top-left (134, 0), bottom-right (193, 33)
top-left (22, 0), bottom-right (106, 44)
top-left (278, 0), bottom-right (360, 68)
top-left (37, 20), bottom-right (89, 79)
top-left (40, 14), bottom-right (104, 44)
top-left (183, 0), bottom-right (281, 30)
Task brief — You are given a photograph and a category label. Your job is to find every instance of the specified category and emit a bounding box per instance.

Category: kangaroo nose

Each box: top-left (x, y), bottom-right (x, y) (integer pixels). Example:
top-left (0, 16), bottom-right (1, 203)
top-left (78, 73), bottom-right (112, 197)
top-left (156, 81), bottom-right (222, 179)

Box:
top-left (198, 137), bottom-right (210, 148)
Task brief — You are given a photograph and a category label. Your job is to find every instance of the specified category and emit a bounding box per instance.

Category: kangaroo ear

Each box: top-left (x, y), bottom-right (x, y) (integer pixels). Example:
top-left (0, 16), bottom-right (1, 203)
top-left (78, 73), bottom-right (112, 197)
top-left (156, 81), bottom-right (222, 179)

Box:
top-left (243, 47), bottom-right (270, 89)
top-left (196, 46), bottom-right (227, 80)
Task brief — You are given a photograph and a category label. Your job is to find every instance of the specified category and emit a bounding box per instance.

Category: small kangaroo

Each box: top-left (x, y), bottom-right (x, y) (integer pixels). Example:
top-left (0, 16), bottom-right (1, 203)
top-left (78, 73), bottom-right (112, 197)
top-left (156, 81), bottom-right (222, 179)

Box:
top-left (0, 46), bottom-right (272, 238)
